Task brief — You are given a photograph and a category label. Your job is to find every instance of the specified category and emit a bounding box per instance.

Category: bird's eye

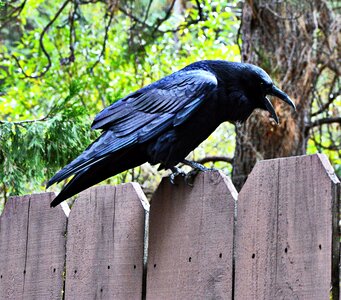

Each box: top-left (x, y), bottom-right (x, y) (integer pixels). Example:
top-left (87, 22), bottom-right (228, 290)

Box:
top-left (260, 81), bottom-right (272, 90)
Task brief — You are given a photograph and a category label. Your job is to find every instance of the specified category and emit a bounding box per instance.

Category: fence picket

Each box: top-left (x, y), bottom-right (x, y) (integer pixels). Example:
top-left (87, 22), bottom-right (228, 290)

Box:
top-left (0, 192), bottom-right (68, 300)
top-left (234, 154), bottom-right (340, 299)
top-left (64, 183), bottom-right (146, 300)
top-left (146, 171), bottom-right (237, 300)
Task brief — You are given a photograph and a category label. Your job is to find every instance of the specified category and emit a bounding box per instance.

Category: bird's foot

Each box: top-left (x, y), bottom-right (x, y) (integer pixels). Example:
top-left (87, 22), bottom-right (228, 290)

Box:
top-left (181, 159), bottom-right (217, 186)
top-left (169, 161), bottom-right (217, 186)
top-left (182, 159), bottom-right (210, 172)
top-left (184, 168), bottom-right (200, 186)
top-left (169, 166), bottom-right (186, 185)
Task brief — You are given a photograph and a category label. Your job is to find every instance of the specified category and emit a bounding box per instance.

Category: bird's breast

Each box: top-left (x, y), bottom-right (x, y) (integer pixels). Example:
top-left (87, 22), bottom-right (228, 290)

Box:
top-left (217, 89), bottom-right (255, 123)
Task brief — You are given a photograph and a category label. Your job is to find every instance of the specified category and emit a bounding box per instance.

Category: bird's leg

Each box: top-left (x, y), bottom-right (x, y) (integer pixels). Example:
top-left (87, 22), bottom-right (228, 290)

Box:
top-left (181, 159), bottom-right (209, 186)
top-left (182, 159), bottom-right (210, 172)
top-left (169, 166), bottom-right (186, 185)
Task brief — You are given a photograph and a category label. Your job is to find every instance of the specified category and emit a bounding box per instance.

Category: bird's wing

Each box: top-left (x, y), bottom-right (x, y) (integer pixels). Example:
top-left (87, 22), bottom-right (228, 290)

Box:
top-left (91, 69), bottom-right (218, 131)
top-left (47, 69), bottom-right (217, 187)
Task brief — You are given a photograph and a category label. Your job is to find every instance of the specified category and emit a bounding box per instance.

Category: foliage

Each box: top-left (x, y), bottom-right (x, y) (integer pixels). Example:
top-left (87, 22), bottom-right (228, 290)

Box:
top-left (0, 0), bottom-right (241, 208)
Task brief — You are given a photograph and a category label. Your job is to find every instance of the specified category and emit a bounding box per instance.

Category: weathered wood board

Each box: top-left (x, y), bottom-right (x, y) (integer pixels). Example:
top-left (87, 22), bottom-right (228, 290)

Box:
top-left (234, 154), bottom-right (340, 299)
top-left (0, 192), bottom-right (68, 299)
top-left (146, 171), bottom-right (237, 300)
top-left (0, 154), bottom-right (339, 299)
top-left (64, 183), bottom-right (146, 300)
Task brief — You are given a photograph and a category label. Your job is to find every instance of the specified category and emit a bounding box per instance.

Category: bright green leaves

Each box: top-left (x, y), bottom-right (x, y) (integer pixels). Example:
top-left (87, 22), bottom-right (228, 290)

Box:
top-left (0, 0), bottom-right (241, 205)
top-left (0, 81), bottom-right (98, 201)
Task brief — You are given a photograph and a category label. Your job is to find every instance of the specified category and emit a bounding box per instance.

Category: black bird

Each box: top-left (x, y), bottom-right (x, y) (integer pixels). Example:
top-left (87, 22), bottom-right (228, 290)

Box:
top-left (48, 60), bottom-right (295, 207)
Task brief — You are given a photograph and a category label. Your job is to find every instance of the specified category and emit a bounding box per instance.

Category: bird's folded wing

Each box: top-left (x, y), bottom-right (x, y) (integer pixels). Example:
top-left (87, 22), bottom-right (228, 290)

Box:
top-left (91, 69), bottom-right (218, 131)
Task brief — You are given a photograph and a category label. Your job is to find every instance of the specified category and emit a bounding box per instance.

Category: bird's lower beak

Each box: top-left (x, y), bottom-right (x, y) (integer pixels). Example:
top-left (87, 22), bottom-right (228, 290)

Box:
top-left (263, 85), bottom-right (296, 124)
top-left (264, 97), bottom-right (279, 124)
top-left (270, 85), bottom-right (296, 111)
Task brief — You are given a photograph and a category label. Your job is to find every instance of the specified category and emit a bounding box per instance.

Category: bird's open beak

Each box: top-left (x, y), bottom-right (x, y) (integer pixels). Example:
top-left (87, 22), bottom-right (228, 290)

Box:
top-left (263, 85), bottom-right (296, 124)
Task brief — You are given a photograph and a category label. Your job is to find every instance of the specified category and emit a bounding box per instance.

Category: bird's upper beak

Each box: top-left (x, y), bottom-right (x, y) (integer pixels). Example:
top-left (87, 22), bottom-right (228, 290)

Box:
top-left (263, 85), bottom-right (296, 124)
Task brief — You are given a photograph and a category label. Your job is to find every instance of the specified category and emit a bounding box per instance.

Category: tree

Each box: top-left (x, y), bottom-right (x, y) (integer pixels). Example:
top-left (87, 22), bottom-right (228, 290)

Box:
top-left (232, 0), bottom-right (340, 190)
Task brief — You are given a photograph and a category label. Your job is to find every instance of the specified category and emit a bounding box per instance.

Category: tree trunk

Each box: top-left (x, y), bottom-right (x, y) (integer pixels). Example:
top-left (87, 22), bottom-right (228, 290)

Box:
top-left (232, 0), bottom-right (338, 190)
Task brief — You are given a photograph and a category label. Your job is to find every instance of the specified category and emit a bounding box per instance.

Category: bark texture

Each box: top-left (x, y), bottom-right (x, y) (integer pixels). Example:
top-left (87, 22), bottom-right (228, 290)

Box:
top-left (232, 0), bottom-right (340, 190)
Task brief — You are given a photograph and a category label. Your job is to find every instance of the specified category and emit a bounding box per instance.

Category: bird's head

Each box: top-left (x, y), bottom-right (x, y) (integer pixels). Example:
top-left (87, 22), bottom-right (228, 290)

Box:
top-left (238, 63), bottom-right (296, 124)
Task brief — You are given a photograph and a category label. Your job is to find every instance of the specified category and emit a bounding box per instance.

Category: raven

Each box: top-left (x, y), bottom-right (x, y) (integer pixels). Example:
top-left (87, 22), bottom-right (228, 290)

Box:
top-left (48, 60), bottom-right (295, 207)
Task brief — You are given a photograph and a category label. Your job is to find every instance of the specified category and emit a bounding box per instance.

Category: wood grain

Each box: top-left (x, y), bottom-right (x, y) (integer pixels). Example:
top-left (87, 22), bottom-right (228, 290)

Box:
top-left (64, 183), bottom-right (146, 300)
top-left (234, 154), bottom-right (340, 299)
top-left (0, 192), bottom-right (68, 299)
top-left (146, 171), bottom-right (237, 300)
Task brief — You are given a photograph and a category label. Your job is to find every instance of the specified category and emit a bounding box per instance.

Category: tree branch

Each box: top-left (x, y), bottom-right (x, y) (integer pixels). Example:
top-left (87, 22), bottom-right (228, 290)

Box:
top-left (143, 0), bottom-right (154, 25)
top-left (0, 100), bottom-right (60, 126)
top-left (195, 0), bottom-right (203, 21)
top-left (263, 4), bottom-right (303, 20)
top-left (12, 0), bottom-right (71, 79)
top-left (311, 92), bottom-right (340, 116)
top-left (157, 2), bottom-right (206, 35)
top-left (60, 0), bottom-right (78, 66)
top-left (311, 72), bottom-right (339, 117)
top-left (119, 0), bottom-right (205, 38)
top-left (307, 117), bottom-right (341, 130)
top-left (0, 115), bottom-right (50, 127)
top-left (152, 0), bottom-right (176, 37)
top-left (311, 134), bottom-right (341, 151)
top-left (88, 7), bottom-right (115, 73)
top-left (0, 0), bottom-right (27, 30)
top-left (118, 6), bottom-right (154, 30)
top-left (196, 156), bottom-right (233, 165)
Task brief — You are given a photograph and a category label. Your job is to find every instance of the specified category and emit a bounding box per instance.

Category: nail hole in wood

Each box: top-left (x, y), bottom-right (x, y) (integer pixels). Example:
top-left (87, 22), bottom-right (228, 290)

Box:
top-left (0, 275), bottom-right (2, 279)
top-left (133, 265), bottom-right (136, 269)
top-left (188, 257), bottom-right (191, 262)
top-left (219, 253), bottom-right (222, 258)
top-left (53, 268), bottom-right (56, 273)
top-left (284, 248), bottom-right (288, 253)
top-left (252, 253), bottom-right (255, 259)
top-left (100, 288), bottom-right (103, 293)
top-left (319, 244), bottom-right (322, 250)
top-left (107, 265), bottom-right (110, 269)
top-left (153, 264), bottom-right (156, 268)
top-left (74, 270), bottom-right (77, 274)
top-left (23, 270), bottom-right (26, 274)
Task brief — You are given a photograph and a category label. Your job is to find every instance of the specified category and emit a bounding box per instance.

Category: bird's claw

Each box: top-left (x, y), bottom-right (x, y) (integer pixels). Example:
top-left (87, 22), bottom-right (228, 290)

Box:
top-left (184, 169), bottom-right (200, 186)
top-left (184, 166), bottom-right (218, 186)
top-left (169, 167), bottom-right (186, 185)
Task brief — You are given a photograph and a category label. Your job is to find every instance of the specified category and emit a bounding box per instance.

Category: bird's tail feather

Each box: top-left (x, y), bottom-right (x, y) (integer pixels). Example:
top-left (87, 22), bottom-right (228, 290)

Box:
top-left (47, 155), bottom-right (109, 189)
top-left (50, 148), bottom-right (147, 207)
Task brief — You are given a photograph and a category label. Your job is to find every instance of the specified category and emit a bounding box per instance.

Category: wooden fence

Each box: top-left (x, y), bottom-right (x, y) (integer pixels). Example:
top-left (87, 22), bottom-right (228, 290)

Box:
top-left (0, 154), bottom-right (339, 299)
